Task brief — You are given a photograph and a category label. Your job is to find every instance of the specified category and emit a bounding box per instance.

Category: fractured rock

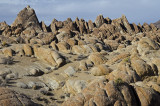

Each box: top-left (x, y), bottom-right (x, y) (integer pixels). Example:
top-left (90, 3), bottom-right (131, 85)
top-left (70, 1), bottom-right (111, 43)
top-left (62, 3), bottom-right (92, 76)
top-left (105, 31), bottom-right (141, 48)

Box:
top-left (64, 66), bottom-right (76, 77)
top-left (11, 6), bottom-right (41, 32)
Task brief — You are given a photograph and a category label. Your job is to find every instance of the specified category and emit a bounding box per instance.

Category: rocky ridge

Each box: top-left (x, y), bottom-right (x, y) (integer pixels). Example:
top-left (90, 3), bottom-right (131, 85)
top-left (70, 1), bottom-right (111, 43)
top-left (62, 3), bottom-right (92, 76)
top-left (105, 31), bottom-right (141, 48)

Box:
top-left (0, 6), bottom-right (160, 106)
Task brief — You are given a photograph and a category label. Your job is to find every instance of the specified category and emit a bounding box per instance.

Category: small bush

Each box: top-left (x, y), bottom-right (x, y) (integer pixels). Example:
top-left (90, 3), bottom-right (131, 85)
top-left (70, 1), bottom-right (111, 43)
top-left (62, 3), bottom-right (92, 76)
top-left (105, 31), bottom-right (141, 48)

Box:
top-left (123, 57), bottom-right (130, 63)
top-left (115, 78), bottom-right (124, 85)
top-left (1, 41), bottom-right (8, 47)
top-left (1, 56), bottom-right (14, 65)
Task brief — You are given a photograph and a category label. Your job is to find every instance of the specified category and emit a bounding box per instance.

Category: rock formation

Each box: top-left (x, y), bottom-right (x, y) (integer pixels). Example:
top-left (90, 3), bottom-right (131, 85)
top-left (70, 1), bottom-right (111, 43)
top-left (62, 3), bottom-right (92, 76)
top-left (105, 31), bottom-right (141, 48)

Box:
top-left (0, 6), bottom-right (160, 106)
top-left (12, 5), bottom-right (41, 32)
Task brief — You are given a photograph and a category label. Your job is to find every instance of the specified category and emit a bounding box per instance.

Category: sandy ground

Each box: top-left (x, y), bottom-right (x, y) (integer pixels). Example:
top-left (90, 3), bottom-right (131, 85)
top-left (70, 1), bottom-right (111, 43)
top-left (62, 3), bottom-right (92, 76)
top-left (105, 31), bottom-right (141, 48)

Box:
top-left (0, 53), bottom-right (99, 106)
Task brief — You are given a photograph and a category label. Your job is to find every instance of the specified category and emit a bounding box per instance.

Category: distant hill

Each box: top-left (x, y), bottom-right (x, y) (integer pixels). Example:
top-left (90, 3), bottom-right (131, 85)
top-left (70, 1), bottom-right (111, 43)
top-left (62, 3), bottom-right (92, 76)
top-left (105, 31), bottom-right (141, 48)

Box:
top-left (154, 20), bottom-right (160, 28)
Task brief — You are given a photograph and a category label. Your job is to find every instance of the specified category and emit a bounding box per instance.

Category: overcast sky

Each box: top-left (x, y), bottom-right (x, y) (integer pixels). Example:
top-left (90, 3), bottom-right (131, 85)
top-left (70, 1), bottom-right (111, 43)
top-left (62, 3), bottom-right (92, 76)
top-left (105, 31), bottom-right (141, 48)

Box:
top-left (0, 0), bottom-right (159, 25)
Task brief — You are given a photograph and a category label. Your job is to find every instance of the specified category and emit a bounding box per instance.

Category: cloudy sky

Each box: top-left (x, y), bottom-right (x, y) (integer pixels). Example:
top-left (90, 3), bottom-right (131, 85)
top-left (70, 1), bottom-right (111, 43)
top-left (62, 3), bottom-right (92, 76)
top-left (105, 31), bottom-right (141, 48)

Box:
top-left (0, 0), bottom-right (159, 25)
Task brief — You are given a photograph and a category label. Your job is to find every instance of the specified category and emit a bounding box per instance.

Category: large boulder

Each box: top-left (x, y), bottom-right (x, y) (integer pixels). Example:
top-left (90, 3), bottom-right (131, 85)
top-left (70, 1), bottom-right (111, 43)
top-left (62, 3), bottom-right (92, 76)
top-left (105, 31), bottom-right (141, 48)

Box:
top-left (23, 44), bottom-right (33, 56)
top-left (106, 53), bottom-right (130, 65)
top-left (133, 82), bottom-right (160, 106)
top-left (90, 64), bottom-right (112, 76)
top-left (33, 46), bottom-right (65, 67)
top-left (107, 60), bottom-right (141, 83)
top-left (88, 52), bottom-right (108, 66)
top-left (2, 48), bottom-right (13, 57)
top-left (104, 39), bottom-right (119, 51)
top-left (56, 31), bottom-right (72, 42)
top-left (131, 56), bottom-right (155, 79)
top-left (137, 37), bottom-right (159, 55)
top-left (62, 79), bottom-right (88, 95)
top-left (36, 32), bottom-right (55, 45)
top-left (56, 42), bottom-right (70, 53)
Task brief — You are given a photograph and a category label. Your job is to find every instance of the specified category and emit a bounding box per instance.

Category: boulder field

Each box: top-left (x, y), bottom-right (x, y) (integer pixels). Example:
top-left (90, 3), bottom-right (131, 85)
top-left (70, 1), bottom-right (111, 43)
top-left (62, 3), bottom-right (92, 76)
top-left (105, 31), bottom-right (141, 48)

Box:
top-left (0, 6), bottom-right (160, 106)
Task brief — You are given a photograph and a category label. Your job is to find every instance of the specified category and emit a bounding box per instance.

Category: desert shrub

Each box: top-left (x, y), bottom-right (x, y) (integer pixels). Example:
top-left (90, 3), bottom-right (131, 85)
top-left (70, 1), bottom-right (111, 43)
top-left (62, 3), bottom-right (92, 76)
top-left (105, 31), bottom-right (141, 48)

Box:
top-left (1, 41), bottom-right (8, 47)
top-left (123, 57), bottom-right (130, 63)
top-left (1, 56), bottom-right (14, 65)
top-left (115, 78), bottom-right (124, 86)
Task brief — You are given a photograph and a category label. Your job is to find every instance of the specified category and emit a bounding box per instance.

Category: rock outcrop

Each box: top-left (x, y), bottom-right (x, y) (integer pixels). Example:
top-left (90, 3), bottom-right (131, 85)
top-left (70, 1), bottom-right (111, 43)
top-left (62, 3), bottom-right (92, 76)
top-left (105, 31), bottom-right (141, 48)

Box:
top-left (11, 5), bottom-right (41, 32)
top-left (62, 80), bottom-right (160, 106)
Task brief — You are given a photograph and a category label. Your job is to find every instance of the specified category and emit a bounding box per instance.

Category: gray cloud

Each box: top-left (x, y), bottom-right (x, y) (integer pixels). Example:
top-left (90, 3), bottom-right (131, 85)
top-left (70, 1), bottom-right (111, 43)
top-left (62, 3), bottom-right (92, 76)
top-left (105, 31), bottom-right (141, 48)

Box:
top-left (0, 0), bottom-right (159, 25)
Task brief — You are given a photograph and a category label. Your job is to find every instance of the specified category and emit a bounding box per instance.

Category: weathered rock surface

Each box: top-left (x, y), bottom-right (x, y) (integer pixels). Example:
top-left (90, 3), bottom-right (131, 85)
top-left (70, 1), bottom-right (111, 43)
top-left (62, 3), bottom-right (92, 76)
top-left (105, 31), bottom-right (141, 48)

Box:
top-left (62, 79), bottom-right (87, 95)
top-left (0, 87), bottom-right (37, 105)
top-left (23, 44), bottom-right (33, 56)
top-left (91, 64), bottom-right (112, 76)
top-left (88, 52), bottom-right (108, 66)
top-left (62, 80), bottom-right (160, 106)
top-left (33, 46), bottom-right (65, 67)
top-left (11, 5), bottom-right (41, 32)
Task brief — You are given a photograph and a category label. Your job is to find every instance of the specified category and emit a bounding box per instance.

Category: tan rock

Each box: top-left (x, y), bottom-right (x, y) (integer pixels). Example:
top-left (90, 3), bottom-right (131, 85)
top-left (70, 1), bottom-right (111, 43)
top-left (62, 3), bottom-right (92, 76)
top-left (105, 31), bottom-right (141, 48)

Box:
top-left (50, 41), bottom-right (58, 50)
top-left (0, 21), bottom-right (8, 31)
top-left (38, 32), bottom-right (55, 45)
top-left (137, 37), bottom-right (159, 55)
top-left (72, 45), bottom-right (83, 55)
top-left (95, 15), bottom-right (105, 28)
top-left (107, 61), bottom-right (141, 83)
top-left (62, 80), bottom-right (87, 95)
top-left (104, 39), bottom-right (119, 50)
top-left (150, 23), bottom-right (158, 31)
top-left (23, 44), bottom-right (33, 56)
top-left (78, 40), bottom-right (86, 45)
top-left (40, 21), bottom-right (48, 32)
top-left (146, 81), bottom-right (160, 93)
top-left (91, 64), bottom-right (112, 76)
top-left (50, 23), bottom-right (58, 32)
top-left (143, 23), bottom-right (151, 32)
top-left (79, 60), bottom-right (88, 71)
top-left (33, 46), bottom-right (65, 67)
top-left (121, 15), bottom-right (133, 33)
top-left (106, 53), bottom-right (130, 65)
top-left (132, 23), bottom-right (140, 33)
top-left (11, 6), bottom-right (42, 32)
top-left (55, 21), bottom-right (63, 28)
top-left (81, 45), bottom-right (94, 54)
top-left (131, 58), bottom-right (155, 79)
top-left (133, 84), bottom-right (160, 106)
top-left (56, 42), bottom-right (70, 53)
top-left (62, 80), bottom-right (138, 106)
top-left (56, 32), bottom-right (71, 42)
top-left (151, 58), bottom-right (160, 75)
top-left (79, 19), bottom-right (87, 34)
top-left (67, 38), bottom-right (78, 47)
top-left (88, 20), bottom-right (95, 30)
top-left (88, 52), bottom-right (108, 65)
top-left (2, 48), bottom-right (13, 57)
